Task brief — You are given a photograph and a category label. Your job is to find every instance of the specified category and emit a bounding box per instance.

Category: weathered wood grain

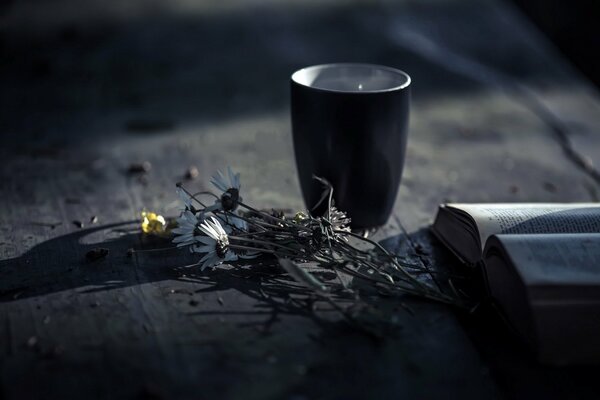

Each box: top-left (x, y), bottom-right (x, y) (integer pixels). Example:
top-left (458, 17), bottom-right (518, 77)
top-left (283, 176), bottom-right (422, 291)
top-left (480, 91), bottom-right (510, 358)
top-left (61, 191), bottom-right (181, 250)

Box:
top-left (1, 0), bottom-right (600, 399)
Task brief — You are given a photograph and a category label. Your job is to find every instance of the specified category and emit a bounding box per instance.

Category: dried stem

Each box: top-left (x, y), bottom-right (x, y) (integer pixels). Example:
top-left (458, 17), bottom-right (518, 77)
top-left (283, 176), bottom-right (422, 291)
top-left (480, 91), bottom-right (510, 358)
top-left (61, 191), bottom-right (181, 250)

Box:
top-left (167, 177), bottom-right (466, 324)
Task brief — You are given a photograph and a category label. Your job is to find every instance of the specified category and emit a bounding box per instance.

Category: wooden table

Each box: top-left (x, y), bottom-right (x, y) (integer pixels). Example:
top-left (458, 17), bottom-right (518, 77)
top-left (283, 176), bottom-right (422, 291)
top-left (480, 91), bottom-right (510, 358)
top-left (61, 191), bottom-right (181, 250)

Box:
top-left (1, 0), bottom-right (600, 398)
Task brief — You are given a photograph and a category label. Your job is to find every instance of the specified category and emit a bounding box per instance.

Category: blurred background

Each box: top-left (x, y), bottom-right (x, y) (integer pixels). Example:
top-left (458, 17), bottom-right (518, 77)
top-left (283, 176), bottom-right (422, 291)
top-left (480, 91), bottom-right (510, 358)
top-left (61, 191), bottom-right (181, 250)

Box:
top-left (1, 2), bottom-right (600, 398)
top-left (0, 0), bottom-right (599, 226)
top-left (1, 0), bottom-right (599, 236)
top-left (2, 0), bottom-right (598, 144)
top-left (512, 0), bottom-right (600, 88)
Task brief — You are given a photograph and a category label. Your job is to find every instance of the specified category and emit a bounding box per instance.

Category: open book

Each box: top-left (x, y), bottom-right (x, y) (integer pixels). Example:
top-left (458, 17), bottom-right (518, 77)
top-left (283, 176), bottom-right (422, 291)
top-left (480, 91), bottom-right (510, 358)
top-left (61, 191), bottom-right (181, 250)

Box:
top-left (485, 234), bottom-right (600, 365)
top-left (431, 203), bottom-right (600, 364)
top-left (431, 203), bottom-right (600, 265)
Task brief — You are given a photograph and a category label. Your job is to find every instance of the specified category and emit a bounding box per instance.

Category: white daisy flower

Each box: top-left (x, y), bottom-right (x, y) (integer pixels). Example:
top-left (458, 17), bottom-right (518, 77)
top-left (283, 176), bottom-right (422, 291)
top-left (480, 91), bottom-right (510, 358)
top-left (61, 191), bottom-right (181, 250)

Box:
top-left (330, 207), bottom-right (351, 232)
top-left (211, 166), bottom-right (242, 211)
top-left (227, 214), bottom-right (248, 232)
top-left (192, 217), bottom-right (238, 270)
top-left (172, 210), bottom-right (203, 248)
top-left (207, 214), bottom-right (246, 235)
top-left (211, 166), bottom-right (240, 192)
top-left (176, 186), bottom-right (194, 210)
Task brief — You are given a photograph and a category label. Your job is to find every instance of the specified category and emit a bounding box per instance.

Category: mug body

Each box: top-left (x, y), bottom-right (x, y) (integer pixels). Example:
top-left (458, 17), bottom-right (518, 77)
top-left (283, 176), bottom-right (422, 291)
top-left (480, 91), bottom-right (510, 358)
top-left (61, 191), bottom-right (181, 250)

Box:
top-left (291, 63), bottom-right (410, 228)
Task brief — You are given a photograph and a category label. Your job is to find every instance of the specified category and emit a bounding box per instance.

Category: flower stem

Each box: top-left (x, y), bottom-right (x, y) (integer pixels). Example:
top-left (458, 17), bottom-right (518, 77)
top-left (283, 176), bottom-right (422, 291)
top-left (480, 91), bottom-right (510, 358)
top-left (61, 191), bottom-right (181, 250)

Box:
top-left (238, 201), bottom-right (312, 232)
top-left (230, 236), bottom-right (303, 255)
top-left (176, 184), bottom-right (208, 208)
top-left (335, 229), bottom-right (429, 291)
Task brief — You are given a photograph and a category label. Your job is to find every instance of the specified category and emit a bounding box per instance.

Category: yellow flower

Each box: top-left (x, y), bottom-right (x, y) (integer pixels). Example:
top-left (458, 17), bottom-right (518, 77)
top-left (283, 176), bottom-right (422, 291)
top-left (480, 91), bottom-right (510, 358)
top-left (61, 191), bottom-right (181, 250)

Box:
top-left (141, 211), bottom-right (166, 234)
top-left (293, 212), bottom-right (308, 223)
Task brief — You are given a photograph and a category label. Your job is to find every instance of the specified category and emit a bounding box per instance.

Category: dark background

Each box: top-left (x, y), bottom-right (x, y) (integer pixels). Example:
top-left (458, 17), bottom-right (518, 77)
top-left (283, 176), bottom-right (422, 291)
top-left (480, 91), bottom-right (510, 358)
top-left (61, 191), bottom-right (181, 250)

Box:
top-left (1, 1), bottom-right (600, 399)
top-left (511, 0), bottom-right (600, 88)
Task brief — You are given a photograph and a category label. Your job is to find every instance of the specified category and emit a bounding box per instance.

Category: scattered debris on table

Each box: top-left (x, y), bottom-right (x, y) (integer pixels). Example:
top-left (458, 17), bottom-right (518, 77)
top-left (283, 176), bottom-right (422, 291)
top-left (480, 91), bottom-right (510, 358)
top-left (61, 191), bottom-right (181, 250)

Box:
top-left (184, 165), bottom-right (199, 180)
top-left (128, 161), bottom-right (152, 174)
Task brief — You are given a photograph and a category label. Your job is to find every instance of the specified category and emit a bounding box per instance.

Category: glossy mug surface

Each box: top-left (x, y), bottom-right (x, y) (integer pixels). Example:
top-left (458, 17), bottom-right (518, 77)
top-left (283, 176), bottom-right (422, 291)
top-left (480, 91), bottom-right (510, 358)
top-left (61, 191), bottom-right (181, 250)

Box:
top-left (290, 63), bottom-right (411, 228)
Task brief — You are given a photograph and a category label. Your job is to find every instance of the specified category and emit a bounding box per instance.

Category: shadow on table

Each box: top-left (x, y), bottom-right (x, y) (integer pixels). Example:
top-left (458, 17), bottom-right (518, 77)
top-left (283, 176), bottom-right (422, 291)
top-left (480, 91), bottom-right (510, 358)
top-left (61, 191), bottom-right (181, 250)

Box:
top-left (0, 221), bottom-right (169, 302)
top-left (2, 232), bottom-right (596, 397)
top-left (3, 223), bottom-right (600, 398)
top-left (456, 300), bottom-right (600, 400)
top-left (0, 222), bottom-right (436, 343)
top-left (0, 221), bottom-right (351, 330)
top-left (424, 228), bottom-right (600, 400)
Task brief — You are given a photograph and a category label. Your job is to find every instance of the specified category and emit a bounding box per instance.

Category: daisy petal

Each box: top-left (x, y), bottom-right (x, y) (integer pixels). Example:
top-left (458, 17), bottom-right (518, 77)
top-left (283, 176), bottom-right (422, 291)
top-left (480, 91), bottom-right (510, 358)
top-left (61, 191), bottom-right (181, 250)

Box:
top-left (194, 245), bottom-right (214, 253)
top-left (211, 179), bottom-right (227, 192)
top-left (211, 170), bottom-right (228, 192)
top-left (227, 167), bottom-right (236, 188)
top-left (172, 227), bottom-right (192, 234)
top-left (224, 252), bottom-right (238, 262)
top-left (195, 236), bottom-right (216, 245)
top-left (173, 235), bottom-right (193, 243)
top-left (199, 223), bottom-right (218, 239)
top-left (176, 187), bottom-right (193, 208)
top-left (201, 255), bottom-right (220, 271)
top-left (198, 252), bottom-right (213, 263)
top-left (238, 252), bottom-right (260, 259)
top-left (209, 217), bottom-right (227, 237)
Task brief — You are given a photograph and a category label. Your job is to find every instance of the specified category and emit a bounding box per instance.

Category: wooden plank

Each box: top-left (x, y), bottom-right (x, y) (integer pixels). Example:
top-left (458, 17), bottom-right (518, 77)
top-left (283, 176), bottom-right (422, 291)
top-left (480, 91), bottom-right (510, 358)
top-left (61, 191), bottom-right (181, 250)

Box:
top-left (1, 0), bottom-right (600, 398)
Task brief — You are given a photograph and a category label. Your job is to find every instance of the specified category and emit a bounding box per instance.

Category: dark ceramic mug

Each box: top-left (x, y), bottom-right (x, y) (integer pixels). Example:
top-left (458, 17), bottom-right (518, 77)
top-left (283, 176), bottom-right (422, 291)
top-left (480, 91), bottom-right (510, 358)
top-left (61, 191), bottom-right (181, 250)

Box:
top-left (290, 63), bottom-right (411, 229)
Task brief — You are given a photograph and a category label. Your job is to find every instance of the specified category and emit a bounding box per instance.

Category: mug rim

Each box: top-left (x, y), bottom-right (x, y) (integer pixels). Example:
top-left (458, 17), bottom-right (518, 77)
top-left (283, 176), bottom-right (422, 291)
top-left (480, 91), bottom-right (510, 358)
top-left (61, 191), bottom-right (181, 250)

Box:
top-left (291, 63), bottom-right (411, 94)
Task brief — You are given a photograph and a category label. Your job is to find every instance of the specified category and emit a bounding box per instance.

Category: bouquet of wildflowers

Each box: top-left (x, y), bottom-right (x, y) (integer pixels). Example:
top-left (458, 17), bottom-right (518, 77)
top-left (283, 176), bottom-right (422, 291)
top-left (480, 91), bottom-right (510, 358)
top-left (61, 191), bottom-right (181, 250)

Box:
top-left (166, 167), bottom-right (459, 307)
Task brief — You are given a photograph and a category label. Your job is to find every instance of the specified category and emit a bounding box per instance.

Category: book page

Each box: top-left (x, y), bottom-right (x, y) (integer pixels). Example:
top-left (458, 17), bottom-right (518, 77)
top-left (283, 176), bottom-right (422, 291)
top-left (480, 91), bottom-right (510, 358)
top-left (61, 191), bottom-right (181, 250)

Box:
top-left (488, 234), bottom-right (600, 285)
top-left (485, 233), bottom-right (600, 365)
top-left (448, 203), bottom-right (600, 250)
